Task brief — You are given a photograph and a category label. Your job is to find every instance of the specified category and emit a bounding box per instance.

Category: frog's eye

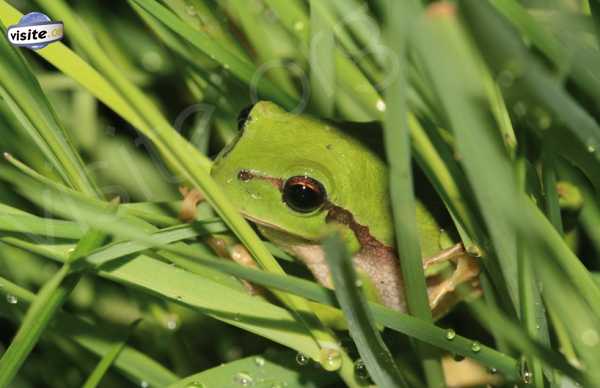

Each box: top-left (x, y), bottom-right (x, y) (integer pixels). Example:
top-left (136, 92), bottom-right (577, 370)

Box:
top-left (237, 104), bottom-right (255, 130)
top-left (282, 176), bottom-right (326, 213)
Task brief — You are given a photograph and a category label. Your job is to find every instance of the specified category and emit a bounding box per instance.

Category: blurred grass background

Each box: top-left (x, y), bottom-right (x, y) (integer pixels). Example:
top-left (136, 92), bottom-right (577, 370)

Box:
top-left (0, 0), bottom-right (599, 387)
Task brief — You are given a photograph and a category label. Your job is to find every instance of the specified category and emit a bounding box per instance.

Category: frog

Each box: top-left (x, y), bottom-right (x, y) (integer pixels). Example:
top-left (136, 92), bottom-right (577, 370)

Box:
top-left (205, 101), bottom-right (480, 314)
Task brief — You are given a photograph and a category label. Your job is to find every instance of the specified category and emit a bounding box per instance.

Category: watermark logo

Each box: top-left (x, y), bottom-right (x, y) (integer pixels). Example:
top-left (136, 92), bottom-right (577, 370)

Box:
top-left (7, 12), bottom-right (63, 50)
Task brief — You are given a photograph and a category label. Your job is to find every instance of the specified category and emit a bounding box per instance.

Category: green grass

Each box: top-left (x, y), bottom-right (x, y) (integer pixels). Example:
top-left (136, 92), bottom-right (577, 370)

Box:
top-left (1, 0), bottom-right (600, 387)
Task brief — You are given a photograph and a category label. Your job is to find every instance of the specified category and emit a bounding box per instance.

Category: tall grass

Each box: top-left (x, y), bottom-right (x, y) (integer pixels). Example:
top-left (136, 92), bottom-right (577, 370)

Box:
top-left (0, 0), bottom-right (599, 387)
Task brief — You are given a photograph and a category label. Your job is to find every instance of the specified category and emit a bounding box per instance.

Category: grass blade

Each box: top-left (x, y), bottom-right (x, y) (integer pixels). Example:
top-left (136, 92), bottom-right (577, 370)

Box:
top-left (323, 234), bottom-right (408, 388)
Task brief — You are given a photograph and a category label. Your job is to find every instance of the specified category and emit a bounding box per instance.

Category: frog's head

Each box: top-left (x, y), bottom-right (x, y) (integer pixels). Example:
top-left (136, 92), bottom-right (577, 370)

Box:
top-left (211, 101), bottom-right (393, 248)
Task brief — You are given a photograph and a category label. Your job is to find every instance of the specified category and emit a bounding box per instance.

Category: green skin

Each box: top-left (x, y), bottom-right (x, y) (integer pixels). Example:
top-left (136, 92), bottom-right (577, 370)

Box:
top-left (211, 101), bottom-right (453, 312)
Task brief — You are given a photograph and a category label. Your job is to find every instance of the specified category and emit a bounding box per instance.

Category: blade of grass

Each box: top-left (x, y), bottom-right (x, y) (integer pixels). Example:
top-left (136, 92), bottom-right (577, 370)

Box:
top-left (81, 319), bottom-right (140, 388)
top-left (0, 277), bottom-right (177, 387)
top-left (323, 234), bottom-right (408, 388)
top-left (0, 229), bottom-right (109, 386)
top-left (168, 352), bottom-right (336, 388)
top-left (309, 0), bottom-right (336, 116)
top-left (383, 1), bottom-right (445, 386)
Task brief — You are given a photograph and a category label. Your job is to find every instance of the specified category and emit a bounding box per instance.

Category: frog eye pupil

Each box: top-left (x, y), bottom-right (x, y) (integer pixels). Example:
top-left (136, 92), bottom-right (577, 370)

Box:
top-left (283, 176), bottom-right (326, 213)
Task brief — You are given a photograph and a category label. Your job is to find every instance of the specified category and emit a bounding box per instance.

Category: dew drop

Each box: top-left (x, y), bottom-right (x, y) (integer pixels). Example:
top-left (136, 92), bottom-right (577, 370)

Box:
top-left (140, 381), bottom-right (149, 388)
top-left (445, 329), bottom-right (456, 340)
top-left (375, 99), bottom-right (386, 112)
top-left (488, 367), bottom-right (498, 374)
top-left (254, 356), bottom-right (265, 367)
top-left (520, 358), bottom-right (532, 384)
top-left (295, 352), bottom-right (309, 366)
top-left (354, 359), bottom-right (369, 380)
top-left (186, 382), bottom-right (206, 388)
top-left (166, 319), bottom-right (178, 331)
top-left (587, 142), bottom-right (596, 153)
top-left (497, 70), bottom-right (515, 88)
top-left (471, 341), bottom-right (481, 352)
top-left (319, 348), bottom-right (342, 371)
top-left (581, 329), bottom-right (599, 347)
top-left (533, 108), bottom-right (551, 130)
top-left (185, 5), bottom-right (197, 16)
top-left (233, 372), bottom-right (253, 386)
top-left (293, 21), bottom-right (305, 31)
top-left (466, 245), bottom-right (483, 257)
top-left (453, 354), bottom-right (465, 362)
top-left (355, 279), bottom-right (363, 288)
top-left (513, 101), bottom-right (527, 117)
top-left (6, 294), bottom-right (17, 305)
top-left (142, 51), bottom-right (163, 72)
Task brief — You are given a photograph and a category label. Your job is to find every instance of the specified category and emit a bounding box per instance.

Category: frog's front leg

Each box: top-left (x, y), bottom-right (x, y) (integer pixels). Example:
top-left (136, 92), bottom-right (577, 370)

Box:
top-left (178, 186), bottom-right (261, 295)
top-left (424, 243), bottom-right (481, 312)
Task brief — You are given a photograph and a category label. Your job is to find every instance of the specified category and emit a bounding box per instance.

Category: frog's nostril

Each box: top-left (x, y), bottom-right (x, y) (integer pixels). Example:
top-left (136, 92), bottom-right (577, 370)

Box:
top-left (238, 169), bottom-right (254, 181)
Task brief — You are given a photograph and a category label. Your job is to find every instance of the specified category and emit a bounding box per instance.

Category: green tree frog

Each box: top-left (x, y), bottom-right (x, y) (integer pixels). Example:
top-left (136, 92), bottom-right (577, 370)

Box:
top-left (209, 101), bottom-right (479, 313)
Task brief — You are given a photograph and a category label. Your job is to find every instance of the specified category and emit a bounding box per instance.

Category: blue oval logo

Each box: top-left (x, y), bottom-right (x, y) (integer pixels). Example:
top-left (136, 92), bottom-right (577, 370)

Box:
top-left (7, 12), bottom-right (64, 50)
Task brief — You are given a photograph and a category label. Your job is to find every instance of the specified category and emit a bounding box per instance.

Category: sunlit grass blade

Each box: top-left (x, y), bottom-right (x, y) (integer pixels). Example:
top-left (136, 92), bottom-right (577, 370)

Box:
top-left (0, 24), bottom-right (98, 196)
top-left (169, 352), bottom-right (336, 388)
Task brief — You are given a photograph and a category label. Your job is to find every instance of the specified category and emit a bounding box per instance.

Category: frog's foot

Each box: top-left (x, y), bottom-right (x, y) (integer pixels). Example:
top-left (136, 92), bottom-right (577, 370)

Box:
top-left (424, 243), bottom-right (481, 310)
top-left (207, 236), bottom-right (262, 296)
top-left (178, 186), bottom-right (204, 223)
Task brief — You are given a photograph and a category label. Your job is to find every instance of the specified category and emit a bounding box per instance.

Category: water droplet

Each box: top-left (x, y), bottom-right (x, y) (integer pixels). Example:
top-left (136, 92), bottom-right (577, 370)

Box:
top-left (446, 329), bottom-right (456, 340)
top-left (186, 382), bottom-right (206, 388)
top-left (513, 101), bottom-right (527, 117)
top-left (466, 245), bottom-right (483, 257)
top-left (488, 367), bottom-right (498, 374)
top-left (354, 359), bottom-right (369, 380)
top-left (295, 352), bottom-right (309, 366)
top-left (233, 372), bottom-right (253, 386)
top-left (175, 295), bottom-right (183, 301)
top-left (140, 381), bottom-right (149, 388)
top-left (533, 108), bottom-right (551, 129)
top-left (6, 294), bottom-right (17, 304)
top-left (497, 70), bottom-right (515, 88)
top-left (223, 63), bottom-right (230, 70)
top-left (587, 141), bottom-right (596, 153)
top-left (166, 319), bottom-right (178, 330)
top-left (142, 51), bottom-right (163, 72)
top-left (355, 279), bottom-right (363, 287)
top-left (471, 341), bottom-right (481, 352)
top-left (319, 348), bottom-right (342, 371)
top-left (453, 354), bottom-right (465, 362)
top-left (520, 358), bottom-right (532, 384)
top-left (375, 99), bottom-right (386, 112)
top-left (186, 5), bottom-right (197, 16)
top-left (293, 21), bottom-right (305, 31)
top-left (581, 329), bottom-right (599, 346)
top-left (254, 357), bottom-right (265, 367)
